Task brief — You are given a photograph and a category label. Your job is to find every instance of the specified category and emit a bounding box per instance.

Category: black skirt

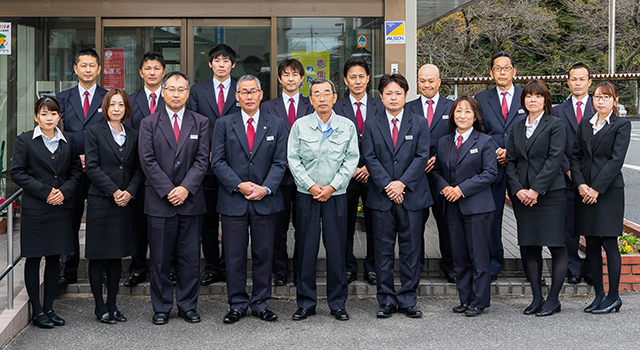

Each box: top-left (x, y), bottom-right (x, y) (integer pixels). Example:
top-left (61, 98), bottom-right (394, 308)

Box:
top-left (85, 195), bottom-right (136, 260)
top-left (575, 187), bottom-right (624, 237)
top-left (20, 207), bottom-right (74, 257)
top-left (513, 189), bottom-right (567, 247)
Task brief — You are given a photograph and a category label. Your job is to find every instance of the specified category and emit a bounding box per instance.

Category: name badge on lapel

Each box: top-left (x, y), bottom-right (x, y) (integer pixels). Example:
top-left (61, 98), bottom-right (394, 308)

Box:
top-left (266, 136), bottom-right (274, 141)
top-left (442, 115), bottom-right (449, 119)
top-left (97, 108), bottom-right (102, 113)
top-left (190, 135), bottom-right (198, 140)
top-left (405, 135), bottom-right (413, 140)
top-left (517, 109), bottom-right (525, 115)
top-left (470, 148), bottom-right (478, 154)
top-left (235, 102), bottom-right (241, 107)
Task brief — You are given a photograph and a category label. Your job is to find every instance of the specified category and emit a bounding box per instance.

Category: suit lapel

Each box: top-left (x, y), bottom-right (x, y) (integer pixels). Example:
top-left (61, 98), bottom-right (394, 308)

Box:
top-left (524, 114), bottom-right (549, 152)
top-left (274, 97), bottom-right (288, 121)
top-left (564, 102), bottom-right (579, 133)
top-left (159, 110), bottom-right (177, 151)
top-left (135, 91), bottom-right (151, 117)
top-left (69, 87), bottom-right (86, 125)
top-left (250, 114), bottom-right (269, 159)
top-left (298, 96), bottom-right (312, 118)
top-left (377, 116), bottom-right (395, 155)
top-left (441, 134), bottom-right (454, 171)
top-left (32, 137), bottom-right (58, 173)
top-left (487, 89), bottom-right (505, 127)
top-left (457, 130), bottom-right (478, 164)
top-left (365, 96), bottom-right (379, 121)
top-left (430, 99), bottom-right (448, 130)
top-left (393, 114), bottom-right (411, 155)
top-left (221, 80), bottom-right (237, 116)
top-left (232, 114), bottom-right (251, 157)
top-left (592, 114), bottom-right (616, 151)
top-left (84, 88), bottom-right (105, 125)
top-left (176, 111), bottom-right (194, 156)
top-left (101, 122), bottom-right (125, 164)
top-left (122, 125), bottom-right (135, 163)
top-left (204, 81), bottom-right (219, 118)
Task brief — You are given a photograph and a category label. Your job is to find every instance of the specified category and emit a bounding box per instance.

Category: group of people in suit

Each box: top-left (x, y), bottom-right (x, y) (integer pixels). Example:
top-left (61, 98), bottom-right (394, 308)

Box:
top-left (9, 46), bottom-right (630, 328)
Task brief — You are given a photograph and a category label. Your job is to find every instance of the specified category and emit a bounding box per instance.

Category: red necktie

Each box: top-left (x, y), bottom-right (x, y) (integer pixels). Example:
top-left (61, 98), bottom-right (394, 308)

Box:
top-left (83, 91), bottom-right (90, 118)
top-left (149, 92), bottom-right (157, 114)
top-left (426, 100), bottom-right (434, 127)
top-left (576, 101), bottom-right (583, 124)
top-left (355, 102), bottom-right (364, 134)
top-left (247, 117), bottom-right (255, 153)
top-left (392, 118), bottom-right (398, 148)
top-left (217, 83), bottom-right (225, 116)
top-left (456, 135), bottom-right (463, 149)
top-left (288, 98), bottom-right (296, 126)
top-left (173, 114), bottom-right (180, 144)
top-left (501, 92), bottom-right (508, 121)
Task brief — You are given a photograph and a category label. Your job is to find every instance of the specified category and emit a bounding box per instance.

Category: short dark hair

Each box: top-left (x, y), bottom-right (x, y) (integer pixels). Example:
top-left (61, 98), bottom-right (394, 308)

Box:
top-left (343, 58), bottom-right (370, 77)
top-left (520, 79), bottom-right (553, 116)
top-left (75, 49), bottom-right (100, 66)
top-left (490, 52), bottom-right (514, 71)
top-left (568, 62), bottom-right (591, 80)
top-left (309, 78), bottom-right (337, 94)
top-left (162, 72), bottom-right (191, 89)
top-left (593, 81), bottom-right (620, 116)
top-left (378, 74), bottom-right (409, 94)
top-left (34, 97), bottom-right (60, 115)
top-left (139, 51), bottom-right (166, 70)
top-left (448, 95), bottom-right (483, 134)
top-left (208, 44), bottom-right (237, 64)
top-left (102, 89), bottom-right (132, 123)
top-left (277, 59), bottom-right (304, 77)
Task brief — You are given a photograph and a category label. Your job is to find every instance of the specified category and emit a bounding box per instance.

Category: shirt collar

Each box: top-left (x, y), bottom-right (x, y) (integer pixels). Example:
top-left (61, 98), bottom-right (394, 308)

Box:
top-left (314, 111), bottom-right (334, 131)
top-left (525, 113), bottom-right (543, 128)
top-left (495, 84), bottom-right (515, 98)
top-left (241, 109), bottom-right (260, 126)
top-left (571, 94), bottom-right (589, 107)
top-left (282, 91), bottom-right (300, 106)
top-left (213, 77), bottom-right (231, 90)
top-left (590, 111), bottom-right (613, 126)
top-left (349, 93), bottom-right (368, 107)
top-left (421, 92), bottom-right (440, 106)
top-left (386, 109), bottom-right (404, 125)
top-left (33, 126), bottom-right (66, 142)
top-left (166, 106), bottom-right (185, 120)
top-left (454, 127), bottom-right (473, 144)
top-left (107, 122), bottom-right (127, 136)
top-left (78, 83), bottom-right (97, 98)
top-left (144, 86), bottom-right (162, 100)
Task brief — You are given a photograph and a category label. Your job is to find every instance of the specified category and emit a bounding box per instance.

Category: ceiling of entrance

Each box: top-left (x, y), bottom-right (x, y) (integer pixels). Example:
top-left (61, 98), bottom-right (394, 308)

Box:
top-left (417, 0), bottom-right (478, 28)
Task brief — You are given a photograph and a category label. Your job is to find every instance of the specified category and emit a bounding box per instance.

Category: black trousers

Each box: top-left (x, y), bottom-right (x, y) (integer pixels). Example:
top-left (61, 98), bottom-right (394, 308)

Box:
top-left (372, 204), bottom-right (423, 308)
top-left (565, 186), bottom-right (585, 277)
top-left (273, 181), bottom-right (296, 277)
top-left (346, 181), bottom-right (374, 276)
top-left (201, 175), bottom-right (225, 277)
top-left (222, 203), bottom-right (276, 314)
top-left (421, 178), bottom-right (453, 274)
top-left (295, 193), bottom-right (348, 310)
top-left (446, 202), bottom-right (492, 309)
top-left (148, 214), bottom-right (202, 313)
top-left (60, 172), bottom-right (90, 281)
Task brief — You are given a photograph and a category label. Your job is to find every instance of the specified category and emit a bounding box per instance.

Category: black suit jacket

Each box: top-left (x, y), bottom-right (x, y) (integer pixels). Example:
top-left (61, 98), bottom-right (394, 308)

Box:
top-left (84, 121), bottom-right (144, 198)
top-left (10, 131), bottom-right (83, 210)
top-left (138, 109), bottom-right (210, 217)
top-left (126, 89), bottom-right (166, 131)
top-left (56, 85), bottom-right (108, 154)
top-left (570, 114), bottom-right (631, 194)
top-left (211, 112), bottom-right (288, 216)
top-left (553, 97), bottom-right (593, 174)
top-left (505, 113), bottom-right (566, 195)
top-left (405, 94), bottom-right (454, 157)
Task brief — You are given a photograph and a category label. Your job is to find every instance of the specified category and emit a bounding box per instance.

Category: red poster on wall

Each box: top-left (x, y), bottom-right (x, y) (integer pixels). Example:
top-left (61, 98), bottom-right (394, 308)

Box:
top-left (103, 48), bottom-right (125, 90)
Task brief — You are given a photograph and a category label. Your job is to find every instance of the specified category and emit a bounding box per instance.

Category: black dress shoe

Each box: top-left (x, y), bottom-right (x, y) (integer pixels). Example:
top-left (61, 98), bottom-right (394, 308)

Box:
top-left (223, 309), bottom-right (244, 324)
top-left (524, 301), bottom-right (544, 315)
top-left (567, 273), bottom-right (582, 284)
top-left (465, 307), bottom-right (484, 317)
top-left (57, 277), bottom-right (76, 288)
top-left (96, 311), bottom-right (117, 324)
top-left (536, 303), bottom-right (561, 316)
top-left (200, 272), bottom-right (224, 285)
top-left (376, 302), bottom-right (396, 318)
top-left (399, 306), bottom-right (423, 318)
top-left (45, 310), bottom-right (65, 326)
top-left (32, 312), bottom-right (54, 328)
top-left (170, 273), bottom-right (178, 286)
top-left (292, 307), bottom-right (316, 321)
top-left (254, 307), bottom-right (278, 321)
top-left (274, 274), bottom-right (287, 286)
top-left (152, 312), bottom-right (169, 325)
top-left (124, 273), bottom-right (145, 287)
top-left (178, 309), bottom-right (201, 323)
top-left (346, 272), bottom-right (357, 284)
top-left (365, 272), bottom-right (377, 285)
top-left (591, 297), bottom-right (622, 314)
top-left (452, 303), bottom-right (469, 313)
top-left (446, 272), bottom-right (457, 283)
top-left (330, 309), bottom-right (349, 321)
top-left (111, 311), bottom-right (127, 322)
top-left (541, 277), bottom-right (547, 286)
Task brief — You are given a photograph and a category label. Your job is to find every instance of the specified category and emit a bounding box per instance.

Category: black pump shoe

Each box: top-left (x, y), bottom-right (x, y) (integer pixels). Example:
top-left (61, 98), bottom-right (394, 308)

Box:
top-left (32, 312), bottom-right (54, 328)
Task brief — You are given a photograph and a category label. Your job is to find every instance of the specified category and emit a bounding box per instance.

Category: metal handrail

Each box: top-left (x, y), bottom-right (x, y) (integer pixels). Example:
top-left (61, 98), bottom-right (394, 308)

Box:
top-left (0, 188), bottom-right (23, 309)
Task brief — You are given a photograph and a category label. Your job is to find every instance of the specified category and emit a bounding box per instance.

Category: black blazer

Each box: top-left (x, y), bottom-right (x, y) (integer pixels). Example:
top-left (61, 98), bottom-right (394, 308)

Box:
top-left (505, 113), bottom-right (566, 195)
top-left (56, 85), bottom-right (108, 154)
top-left (553, 97), bottom-right (594, 174)
top-left (405, 94), bottom-right (454, 157)
top-left (570, 113), bottom-right (631, 194)
top-left (10, 131), bottom-right (83, 209)
top-left (84, 121), bottom-right (144, 198)
top-left (126, 89), bottom-right (166, 131)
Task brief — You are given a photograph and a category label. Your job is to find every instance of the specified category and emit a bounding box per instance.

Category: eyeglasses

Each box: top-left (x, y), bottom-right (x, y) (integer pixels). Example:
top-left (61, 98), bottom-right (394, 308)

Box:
top-left (237, 89), bottom-right (261, 97)
top-left (491, 66), bottom-right (513, 73)
top-left (593, 95), bottom-right (612, 101)
top-left (164, 87), bottom-right (189, 94)
top-left (311, 91), bottom-right (335, 99)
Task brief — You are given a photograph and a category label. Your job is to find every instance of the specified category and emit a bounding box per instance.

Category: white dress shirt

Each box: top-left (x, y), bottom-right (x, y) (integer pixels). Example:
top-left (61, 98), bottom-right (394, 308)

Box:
top-left (166, 107), bottom-right (185, 130)
top-left (590, 112), bottom-right (612, 135)
top-left (108, 122), bottom-right (127, 146)
top-left (33, 126), bottom-right (66, 153)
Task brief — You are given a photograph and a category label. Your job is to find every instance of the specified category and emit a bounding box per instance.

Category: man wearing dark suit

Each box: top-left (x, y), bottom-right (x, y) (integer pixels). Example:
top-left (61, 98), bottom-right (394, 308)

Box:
top-left (261, 58), bottom-right (314, 286)
top-left (188, 44), bottom-right (241, 286)
top-left (332, 58), bottom-right (384, 286)
top-left (55, 49), bottom-right (108, 287)
top-left (553, 62), bottom-right (594, 284)
top-left (212, 75), bottom-right (287, 324)
top-left (123, 51), bottom-right (166, 287)
top-left (405, 63), bottom-right (455, 283)
top-left (363, 74), bottom-right (432, 319)
top-left (474, 52), bottom-right (526, 280)
top-left (138, 72), bottom-right (210, 325)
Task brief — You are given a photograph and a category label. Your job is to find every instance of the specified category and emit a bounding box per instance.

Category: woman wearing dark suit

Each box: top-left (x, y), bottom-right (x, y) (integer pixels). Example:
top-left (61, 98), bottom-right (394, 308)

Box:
top-left (432, 95), bottom-right (498, 317)
top-left (85, 89), bottom-right (143, 323)
top-left (570, 81), bottom-right (630, 314)
top-left (505, 80), bottom-right (567, 316)
top-left (11, 97), bottom-right (82, 328)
